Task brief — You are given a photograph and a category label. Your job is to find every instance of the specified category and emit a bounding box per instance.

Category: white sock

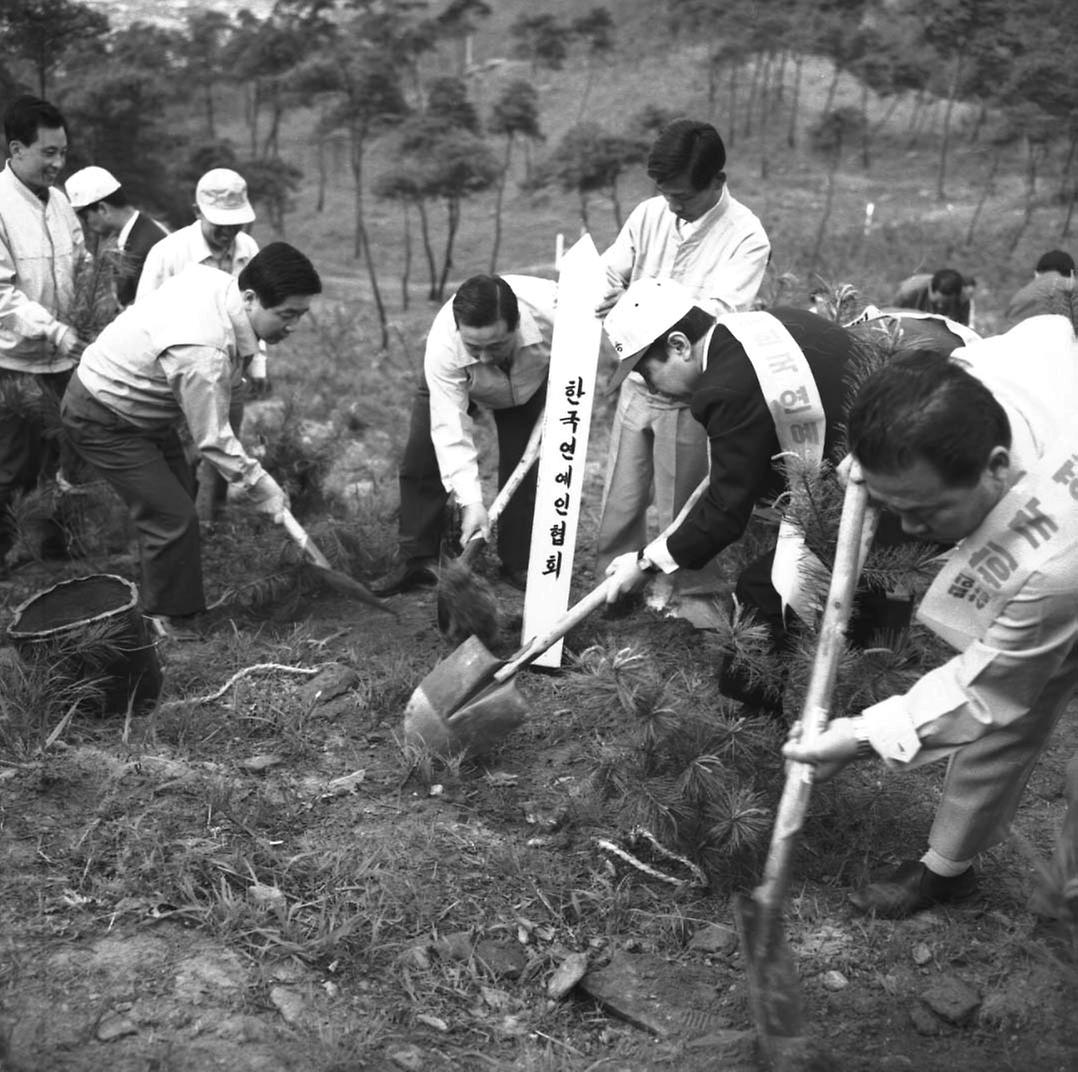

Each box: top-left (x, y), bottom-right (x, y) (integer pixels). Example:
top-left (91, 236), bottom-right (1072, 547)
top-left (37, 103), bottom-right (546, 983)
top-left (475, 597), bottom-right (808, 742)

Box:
top-left (921, 849), bottom-right (973, 877)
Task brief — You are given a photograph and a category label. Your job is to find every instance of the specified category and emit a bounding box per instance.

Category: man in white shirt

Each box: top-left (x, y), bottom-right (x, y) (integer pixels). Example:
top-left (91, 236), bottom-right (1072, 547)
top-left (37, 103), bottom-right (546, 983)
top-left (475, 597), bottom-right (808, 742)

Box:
top-left (785, 316), bottom-right (1078, 917)
top-left (65, 165), bottom-right (168, 308)
top-left (61, 243), bottom-right (320, 639)
top-left (0, 95), bottom-right (87, 571)
top-left (138, 168), bottom-right (266, 521)
top-left (594, 119), bottom-right (770, 611)
top-left (373, 274), bottom-right (555, 595)
top-left (137, 168), bottom-right (259, 297)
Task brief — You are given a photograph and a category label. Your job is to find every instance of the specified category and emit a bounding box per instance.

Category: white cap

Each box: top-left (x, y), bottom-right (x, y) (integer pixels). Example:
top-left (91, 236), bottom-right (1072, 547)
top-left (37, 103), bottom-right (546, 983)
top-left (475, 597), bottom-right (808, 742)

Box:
top-left (603, 277), bottom-right (697, 394)
top-left (195, 167), bottom-right (255, 225)
top-left (65, 165), bottom-right (121, 209)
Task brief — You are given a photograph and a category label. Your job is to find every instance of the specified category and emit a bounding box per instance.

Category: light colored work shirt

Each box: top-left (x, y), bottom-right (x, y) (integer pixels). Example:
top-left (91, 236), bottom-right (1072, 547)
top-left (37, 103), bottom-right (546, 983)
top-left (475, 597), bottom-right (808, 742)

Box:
top-left (425, 275), bottom-right (556, 507)
top-left (136, 221), bottom-right (264, 377)
top-left (602, 185), bottom-right (770, 316)
top-left (0, 162), bottom-right (86, 373)
top-left (77, 264), bottom-right (265, 489)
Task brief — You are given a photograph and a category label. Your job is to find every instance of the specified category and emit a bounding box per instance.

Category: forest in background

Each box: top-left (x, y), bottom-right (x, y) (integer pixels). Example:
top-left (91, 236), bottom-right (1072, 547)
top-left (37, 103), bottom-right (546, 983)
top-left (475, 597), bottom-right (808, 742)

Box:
top-left (1, 0), bottom-right (1077, 348)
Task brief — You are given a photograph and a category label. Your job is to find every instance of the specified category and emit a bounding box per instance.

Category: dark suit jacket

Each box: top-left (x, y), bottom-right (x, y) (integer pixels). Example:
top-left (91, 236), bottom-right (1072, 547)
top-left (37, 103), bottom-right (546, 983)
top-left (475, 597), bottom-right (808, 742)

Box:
top-left (666, 307), bottom-right (856, 570)
top-left (115, 211), bottom-right (168, 307)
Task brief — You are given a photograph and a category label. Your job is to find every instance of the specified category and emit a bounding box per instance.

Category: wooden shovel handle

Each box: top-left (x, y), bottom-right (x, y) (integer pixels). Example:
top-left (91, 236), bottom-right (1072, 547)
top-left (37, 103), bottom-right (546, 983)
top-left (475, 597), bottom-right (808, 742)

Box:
top-left (755, 461), bottom-right (876, 912)
top-left (484, 469), bottom-right (704, 684)
top-left (492, 577), bottom-right (612, 682)
top-left (488, 407), bottom-right (544, 527)
top-left (456, 410), bottom-right (544, 568)
top-left (281, 508), bottom-right (332, 570)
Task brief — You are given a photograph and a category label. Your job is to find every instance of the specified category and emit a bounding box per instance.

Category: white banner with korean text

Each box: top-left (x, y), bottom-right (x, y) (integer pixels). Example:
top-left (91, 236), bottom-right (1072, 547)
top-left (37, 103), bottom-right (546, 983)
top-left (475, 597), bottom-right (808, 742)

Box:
top-left (522, 235), bottom-right (605, 668)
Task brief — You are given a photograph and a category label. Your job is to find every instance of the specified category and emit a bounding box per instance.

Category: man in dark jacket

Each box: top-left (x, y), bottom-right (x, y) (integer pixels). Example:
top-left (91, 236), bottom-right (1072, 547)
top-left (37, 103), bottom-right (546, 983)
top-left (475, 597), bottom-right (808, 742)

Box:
top-left (601, 278), bottom-right (907, 710)
top-left (65, 166), bottom-right (168, 308)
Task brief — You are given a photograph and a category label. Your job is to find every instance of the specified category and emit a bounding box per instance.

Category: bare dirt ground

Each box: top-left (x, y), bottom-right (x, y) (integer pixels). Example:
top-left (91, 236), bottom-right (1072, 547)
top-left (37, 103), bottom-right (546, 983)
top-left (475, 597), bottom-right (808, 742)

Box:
top-left (2, 530), bottom-right (1077, 1072)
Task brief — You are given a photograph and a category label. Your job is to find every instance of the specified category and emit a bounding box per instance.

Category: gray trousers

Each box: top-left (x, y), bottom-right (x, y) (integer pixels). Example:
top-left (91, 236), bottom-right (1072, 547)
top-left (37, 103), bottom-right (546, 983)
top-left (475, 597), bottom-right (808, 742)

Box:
top-left (61, 376), bottom-right (204, 617)
top-left (929, 665), bottom-right (1078, 861)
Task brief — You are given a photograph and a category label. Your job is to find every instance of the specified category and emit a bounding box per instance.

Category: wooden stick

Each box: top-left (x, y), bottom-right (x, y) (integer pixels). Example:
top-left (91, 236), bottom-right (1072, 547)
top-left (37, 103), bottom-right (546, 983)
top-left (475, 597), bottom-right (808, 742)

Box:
top-left (755, 461), bottom-right (876, 916)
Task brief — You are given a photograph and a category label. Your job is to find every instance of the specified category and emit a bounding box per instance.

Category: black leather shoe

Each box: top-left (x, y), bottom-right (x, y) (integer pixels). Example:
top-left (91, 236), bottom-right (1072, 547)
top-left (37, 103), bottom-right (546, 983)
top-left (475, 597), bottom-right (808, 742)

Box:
top-left (370, 558), bottom-right (438, 597)
top-left (498, 565), bottom-right (528, 591)
top-left (849, 860), bottom-right (978, 918)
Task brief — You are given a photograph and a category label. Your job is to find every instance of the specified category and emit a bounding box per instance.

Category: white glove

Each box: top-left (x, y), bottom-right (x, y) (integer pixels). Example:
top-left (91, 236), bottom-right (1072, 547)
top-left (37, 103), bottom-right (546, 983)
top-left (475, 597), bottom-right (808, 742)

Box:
top-left (246, 472), bottom-right (288, 522)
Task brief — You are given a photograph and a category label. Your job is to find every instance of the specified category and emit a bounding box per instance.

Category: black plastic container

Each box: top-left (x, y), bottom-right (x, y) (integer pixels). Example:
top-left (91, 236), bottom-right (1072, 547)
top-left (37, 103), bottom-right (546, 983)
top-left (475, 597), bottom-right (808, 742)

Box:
top-left (7, 574), bottom-right (163, 716)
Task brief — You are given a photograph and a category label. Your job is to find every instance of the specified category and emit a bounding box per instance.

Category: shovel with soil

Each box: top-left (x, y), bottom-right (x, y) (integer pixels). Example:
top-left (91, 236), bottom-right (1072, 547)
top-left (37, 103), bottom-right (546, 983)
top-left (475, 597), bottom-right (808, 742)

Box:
top-left (403, 576), bottom-right (612, 758)
top-left (281, 509), bottom-right (396, 617)
top-left (436, 408), bottom-right (544, 645)
top-left (734, 462), bottom-right (875, 1071)
top-left (410, 471), bottom-right (716, 757)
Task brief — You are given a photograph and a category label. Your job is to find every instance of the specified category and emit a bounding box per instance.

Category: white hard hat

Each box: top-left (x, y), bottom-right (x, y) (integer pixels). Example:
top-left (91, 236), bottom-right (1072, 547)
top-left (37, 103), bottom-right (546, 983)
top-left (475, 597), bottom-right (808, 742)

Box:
top-left (65, 165), bottom-right (121, 209)
top-left (603, 277), bottom-right (697, 394)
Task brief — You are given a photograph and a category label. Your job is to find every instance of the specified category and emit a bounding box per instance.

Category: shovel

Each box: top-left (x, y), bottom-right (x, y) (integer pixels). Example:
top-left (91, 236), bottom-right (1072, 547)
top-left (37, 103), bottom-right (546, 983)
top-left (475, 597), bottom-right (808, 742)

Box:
top-left (436, 408), bottom-right (545, 635)
top-left (404, 576), bottom-right (612, 757)
top-left (280, 509), bottom-right (396, 617)
top-left (734, 462), bottom-right (874, 1071)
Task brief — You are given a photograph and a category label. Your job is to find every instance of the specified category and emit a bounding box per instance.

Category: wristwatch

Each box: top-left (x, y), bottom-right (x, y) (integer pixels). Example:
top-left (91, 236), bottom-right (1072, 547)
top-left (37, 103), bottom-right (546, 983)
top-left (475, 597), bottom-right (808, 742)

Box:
top-left (848, 716), bottom-right (875, 759)
top-left (636, 550), bottom-right (660, 574)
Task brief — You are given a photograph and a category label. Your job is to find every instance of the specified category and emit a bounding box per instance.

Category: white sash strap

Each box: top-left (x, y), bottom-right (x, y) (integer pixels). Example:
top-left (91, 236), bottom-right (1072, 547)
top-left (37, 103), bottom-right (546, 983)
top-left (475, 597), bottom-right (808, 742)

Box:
top-left (845, 304), bottom-right (980, 346)
top-left (918, 448), bottom-right (1078, 650)
top-left (718, 312), bottom-right (827, 621)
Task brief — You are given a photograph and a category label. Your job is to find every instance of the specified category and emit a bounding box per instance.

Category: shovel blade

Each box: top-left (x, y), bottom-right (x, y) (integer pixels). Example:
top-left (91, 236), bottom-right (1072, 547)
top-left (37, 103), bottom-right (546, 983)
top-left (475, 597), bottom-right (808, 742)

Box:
top-left (734, 892), bottom-right (817, 1072)
top-left (400, 635), bottom-right (504, 756)
top-left (443, 680), bottom-right (528, 758)
top-left (402, 690), bottom-right (457, 756)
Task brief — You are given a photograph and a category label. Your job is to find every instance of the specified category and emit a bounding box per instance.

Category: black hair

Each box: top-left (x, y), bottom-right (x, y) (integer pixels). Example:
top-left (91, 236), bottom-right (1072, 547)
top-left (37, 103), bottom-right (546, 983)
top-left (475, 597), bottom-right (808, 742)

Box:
top-left (930, 268), bottom-right (965, 297)
top-left (646, 119), bottom-right (726, 189)
top-left (452, 275), bottom-right (520, 332)
top-left (101, 187), bottom-right (130, 209)
top-left (3, 95), bottom-right (67, 148)
top-left (640, 305), bottom-right (716, 366)
top-left (79, 188), bottom-right (131, 215)
top-left (849, 350), bottom-right (1011, 487)
top-left (238, 242), bottom-right (321, 306)
top-left (1035, 249), bottom-right (1075, 276)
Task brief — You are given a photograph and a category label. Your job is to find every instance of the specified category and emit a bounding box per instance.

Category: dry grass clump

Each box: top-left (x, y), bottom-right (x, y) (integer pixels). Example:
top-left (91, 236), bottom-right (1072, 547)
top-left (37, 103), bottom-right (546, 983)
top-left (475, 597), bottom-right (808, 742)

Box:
top-left (0, 640), bottom-right (112, 759)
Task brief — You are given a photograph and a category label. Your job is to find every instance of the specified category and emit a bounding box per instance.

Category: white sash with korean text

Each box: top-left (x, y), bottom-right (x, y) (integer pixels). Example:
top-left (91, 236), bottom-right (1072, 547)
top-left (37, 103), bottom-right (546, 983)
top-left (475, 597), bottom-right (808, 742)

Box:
top-left (522, 234), bottom-right (605, 668)
top-left (718, 312), bottom-right (828, 622)
top-left (843, 304), bottom-right (981, 346)
top-left (917, 448), bottom-right (1078, 651)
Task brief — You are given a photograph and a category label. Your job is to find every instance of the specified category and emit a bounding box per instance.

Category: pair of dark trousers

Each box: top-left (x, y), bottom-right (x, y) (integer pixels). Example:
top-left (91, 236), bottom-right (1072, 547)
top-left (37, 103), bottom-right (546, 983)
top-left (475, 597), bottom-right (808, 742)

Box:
top-left (0, 368), bottom-right (73, 558)
top-left (719, 538), bottom-right (914, 712)
top-left (61, 376), bottom-right (204, 616)
top-left (397, 380), bottom-right (545, 573)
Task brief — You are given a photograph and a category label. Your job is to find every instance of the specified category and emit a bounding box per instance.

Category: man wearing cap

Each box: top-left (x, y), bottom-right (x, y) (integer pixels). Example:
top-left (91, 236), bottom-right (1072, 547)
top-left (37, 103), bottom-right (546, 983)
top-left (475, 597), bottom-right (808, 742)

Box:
top-left (138, 167), bottom-right (266, 522)
top-left (784, 317), bottom-right (1078, 918)
top-left (0, 95), bottom-right (88, 573)
top-left (594, 119), bottom-right (770, 611)
top-left (61, 242), bottom-right (320, 639)
top-left (372, 274), bottom-right (555, 595)
top-left (65, 165), bottom-right (168, 308)
top-left (894, 267), bottom-right (971, 326)
top-left (1005, 250), bottom-right (1076, 329)
top-left (601, 279), bottom-right (869, 708)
